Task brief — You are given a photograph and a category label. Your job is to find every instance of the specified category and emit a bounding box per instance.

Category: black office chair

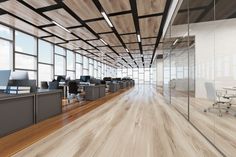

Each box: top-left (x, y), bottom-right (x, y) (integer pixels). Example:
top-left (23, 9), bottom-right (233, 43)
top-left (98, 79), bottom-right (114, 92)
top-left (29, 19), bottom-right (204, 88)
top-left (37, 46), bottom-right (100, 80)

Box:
top-left (41, 81), bottom-right (48, 89)
top-left (68, 81), bottom-right (82, 102)
top-left (48, 81), bottom-right (59, 90)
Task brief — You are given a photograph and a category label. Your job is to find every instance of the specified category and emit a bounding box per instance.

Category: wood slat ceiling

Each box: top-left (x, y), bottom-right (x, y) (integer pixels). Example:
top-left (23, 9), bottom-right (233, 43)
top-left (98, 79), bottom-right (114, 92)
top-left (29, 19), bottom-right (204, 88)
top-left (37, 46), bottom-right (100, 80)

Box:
top-left (64, 0), bottom-right (102, 20)
top-left (23, 0), bottom-right (56, 9)
top-left (99, 0), bottom-right (131, 14)
top-left (44, 9), bottom-right (81, 27)
top-left (137, 0), bottom-right (166, 16)
top-left (0, 14), bottom-right (49, 37)
top-left (43, 26), bottom-right (77, 40)
top-left (70, 27), bottom-right (97, 40)
top-left (86, 20), bottom-right (111, 33)
top-left (0, 1), bottom-right (51, 26)
top-left (0, 0), bottom-right (169, 68)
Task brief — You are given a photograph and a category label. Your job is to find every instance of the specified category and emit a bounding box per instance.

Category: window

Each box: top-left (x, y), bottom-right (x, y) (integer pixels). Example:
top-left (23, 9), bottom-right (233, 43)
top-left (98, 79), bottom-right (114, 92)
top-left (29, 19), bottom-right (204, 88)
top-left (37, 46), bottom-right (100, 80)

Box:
top-left (55, 55), bottom-right (66, 76)
top-left (67, 50), bottom-right (75, 71)
top-left (83, 56), bottom-right (89, 69)
top-left (38, 40), bottom-right (53, 84)
top-left (15, 31), bottom-right (36, 55)
top-left (38, 64), bottom-right (53, 83)
top-left (76, 64), bottom-right (82, 79)
top-left (0, 24), bottom-right (12, 40)
top-left (76, 53), bottom-right (83, 63)
top-left (67, 71), bottom-right (75, 80)
top-left (15, 53), bottom-right (37, 70)
top-left (0, 39), bottom-right (12, 70)
top-left (89, 64), bottom-right (94, 76)
top-left (38, 40), bottom-right (53, 64)
top-left (55, 46), bottom-right (66, 76)
top-left (55, 46), bottom-right (65, 56)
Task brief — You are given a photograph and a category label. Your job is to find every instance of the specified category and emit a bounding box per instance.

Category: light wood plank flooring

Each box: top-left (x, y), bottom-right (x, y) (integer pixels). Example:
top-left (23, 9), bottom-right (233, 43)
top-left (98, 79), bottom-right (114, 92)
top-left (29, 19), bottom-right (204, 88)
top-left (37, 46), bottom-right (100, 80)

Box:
top-left (10, 85), bottom-right (222, 157)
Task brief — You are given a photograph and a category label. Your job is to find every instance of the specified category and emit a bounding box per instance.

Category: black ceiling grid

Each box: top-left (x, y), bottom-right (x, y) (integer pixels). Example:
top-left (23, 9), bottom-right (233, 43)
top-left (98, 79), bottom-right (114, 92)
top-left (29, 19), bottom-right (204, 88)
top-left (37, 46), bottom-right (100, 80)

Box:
top-left (92, 0), bottom-right (136, 68)
top-left (0, 1), bottom-right (113, 68)
top-left (16, 0), bottom-right (118, 67)
top-left (0, 7), bottom-right (67, 42)
top-left (54, 0), bottom-right (130, 67)
top-left (129, 0), bottom-right (144, 67)
top-left (17, 0), bottom-right (102, 61)
top-left (150, 0), bottom-right (172, 68)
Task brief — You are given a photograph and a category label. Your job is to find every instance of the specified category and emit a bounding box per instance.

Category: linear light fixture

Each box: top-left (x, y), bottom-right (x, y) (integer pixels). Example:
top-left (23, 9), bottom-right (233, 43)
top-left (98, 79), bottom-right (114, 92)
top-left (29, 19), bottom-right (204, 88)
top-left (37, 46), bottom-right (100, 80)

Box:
top-left (173, 39), bottom-right (179, 45)
top-left (100, 38), bottom-right (108, 45)
top-left (137, 34), bottom-right (141, 42)
top-left (101, 12), bottom-right (113, 28)
top-left (52, 21), bottom-right (71, 33)
top-left (125, 48), bottom-right (129, 52)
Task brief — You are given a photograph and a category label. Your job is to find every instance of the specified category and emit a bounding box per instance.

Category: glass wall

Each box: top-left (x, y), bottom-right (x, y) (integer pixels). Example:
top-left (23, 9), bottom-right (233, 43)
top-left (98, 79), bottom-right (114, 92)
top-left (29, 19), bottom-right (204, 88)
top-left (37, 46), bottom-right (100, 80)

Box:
top-left (162, 0), bottom-right (236, 156)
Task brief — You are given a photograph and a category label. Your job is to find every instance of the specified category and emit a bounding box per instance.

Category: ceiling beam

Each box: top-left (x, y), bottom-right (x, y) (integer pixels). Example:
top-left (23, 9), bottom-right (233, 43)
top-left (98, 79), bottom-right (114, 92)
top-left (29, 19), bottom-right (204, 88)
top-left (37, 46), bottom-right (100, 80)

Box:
top-left (150, 0), bottom-right (172, 67)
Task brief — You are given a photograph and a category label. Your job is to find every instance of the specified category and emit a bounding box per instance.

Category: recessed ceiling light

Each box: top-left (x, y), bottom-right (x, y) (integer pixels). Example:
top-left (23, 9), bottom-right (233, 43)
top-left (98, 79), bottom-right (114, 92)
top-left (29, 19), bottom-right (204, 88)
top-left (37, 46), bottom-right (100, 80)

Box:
top-left (52, 21), bottom-right (71, 33)
top-left (100, 38), bottom-right (108, 45)
top-left (137, 34), bottom-right (141, 42)
top-left (173, 39), bottom-right (179, 45)
top-left (125, 48), bottom-right (129, 52)
top-left (101, 12), bottom-right (113, 28)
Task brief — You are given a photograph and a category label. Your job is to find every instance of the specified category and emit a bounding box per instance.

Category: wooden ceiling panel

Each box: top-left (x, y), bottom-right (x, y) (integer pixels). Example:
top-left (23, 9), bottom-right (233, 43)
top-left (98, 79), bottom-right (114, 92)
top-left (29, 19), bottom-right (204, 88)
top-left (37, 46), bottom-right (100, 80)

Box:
top-left (0, 1), bottom-right (51, 26)
top-left (142, 38), bottom-right (157, 45)
top-left (69, 40), bottom-right (95, 50)
top-left (110, 14), bottom-right (135, 34)
top-left (0, 14), bottom-right (49, 37)
top-left (142, 45), bottom-right (155, 51)
top-left (112, 46), bottom-right (126, 53)
top-left (59, 42), bottom-right (79, 50)
top-left (86, 20), bottom-right (111, 33)
top-left (99, 33), bottom-right (121, 46)
top-left (77, 50), bottom-right (89, 55)
top-left (44, 9), bottom-right (81, 27)
top-left (121, 34), bottom-right (137, 43)
top-left (44, 36), bottom-right (64, 44)
top-left (137, 0), bottom-right (166, 16)
top-left (98, 46), bottom-right (113, 53)
top-left (23, 0), bottom-right (56, 9)
top-left (99, 0), bottom-right (131, 14)
top-left (126, 43), bottom-right (139, 50)
top-left (71, 27), bottom-right (97, 40)
top-left (88, 49), bottom-right (100, 53)
top-left (88, 40), bottom-right (105, 46)
top-left (64, 0), bottom-right (102, 20)
top-left (139, 16), bottom-right (162, 38)
top-left (43, 26), bottom-right (77, 40)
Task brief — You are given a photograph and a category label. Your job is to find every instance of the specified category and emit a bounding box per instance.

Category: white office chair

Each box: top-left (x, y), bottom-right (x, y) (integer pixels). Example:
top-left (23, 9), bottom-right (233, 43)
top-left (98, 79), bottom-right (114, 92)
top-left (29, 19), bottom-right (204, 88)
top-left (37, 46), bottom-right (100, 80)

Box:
top-left (204, 82), bottom-right (232, 117)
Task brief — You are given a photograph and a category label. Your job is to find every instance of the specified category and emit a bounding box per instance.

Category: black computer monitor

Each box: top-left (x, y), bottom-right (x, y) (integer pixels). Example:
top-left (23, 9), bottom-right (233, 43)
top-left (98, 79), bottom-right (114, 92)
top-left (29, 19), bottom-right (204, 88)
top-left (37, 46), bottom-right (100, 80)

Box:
top-left (57, 76), bottom-right (65, 82)
top-left (80, 76), bottom-right (90, 82)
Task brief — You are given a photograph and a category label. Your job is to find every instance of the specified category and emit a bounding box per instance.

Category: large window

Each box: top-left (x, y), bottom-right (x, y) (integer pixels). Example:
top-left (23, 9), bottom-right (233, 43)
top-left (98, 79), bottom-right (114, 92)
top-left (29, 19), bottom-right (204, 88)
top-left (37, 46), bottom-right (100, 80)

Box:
top-left (66, 50), bottom-right (75, 79)
top-left (38, 40), bottom-right (53, 84)
top-left (15, 31), bottom-right (36, 55)
top-left (83, 56), bottom-right (89, 75)
top-left (0, 24), bottom-right (13, 70)
top-left (55, 46), bottom-right (66, 76)
top-left (76, 53), bottom-right (83, 79)
top-left (15, 31), bottom-right (37, 80)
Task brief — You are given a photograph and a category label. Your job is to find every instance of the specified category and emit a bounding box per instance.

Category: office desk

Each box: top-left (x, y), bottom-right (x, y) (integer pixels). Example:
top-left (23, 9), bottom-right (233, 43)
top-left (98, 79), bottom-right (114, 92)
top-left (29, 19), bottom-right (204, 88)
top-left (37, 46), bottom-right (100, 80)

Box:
top-left (0, 89), bottom-right (62, 137)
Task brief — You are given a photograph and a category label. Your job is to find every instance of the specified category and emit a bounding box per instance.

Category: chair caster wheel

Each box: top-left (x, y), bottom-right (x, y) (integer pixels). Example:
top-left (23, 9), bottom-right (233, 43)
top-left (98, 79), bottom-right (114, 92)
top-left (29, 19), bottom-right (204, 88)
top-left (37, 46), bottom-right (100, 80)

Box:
top-left (204, 109), bottom-right (207, 112)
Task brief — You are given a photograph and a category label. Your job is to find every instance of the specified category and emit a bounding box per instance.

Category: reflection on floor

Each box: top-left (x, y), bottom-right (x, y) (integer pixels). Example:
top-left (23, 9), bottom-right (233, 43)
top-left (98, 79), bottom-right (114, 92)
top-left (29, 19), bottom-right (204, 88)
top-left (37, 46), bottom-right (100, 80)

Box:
top-left (13, 85), bottom-right (220, 157)
top-left (171, 89), bottom-right (236, 157)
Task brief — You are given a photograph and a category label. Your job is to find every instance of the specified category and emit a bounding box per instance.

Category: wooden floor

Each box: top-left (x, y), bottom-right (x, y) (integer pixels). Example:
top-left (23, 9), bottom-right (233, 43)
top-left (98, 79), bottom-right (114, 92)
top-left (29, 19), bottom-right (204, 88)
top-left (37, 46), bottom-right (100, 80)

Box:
top-left (2, 85), bottom-right (222, 157)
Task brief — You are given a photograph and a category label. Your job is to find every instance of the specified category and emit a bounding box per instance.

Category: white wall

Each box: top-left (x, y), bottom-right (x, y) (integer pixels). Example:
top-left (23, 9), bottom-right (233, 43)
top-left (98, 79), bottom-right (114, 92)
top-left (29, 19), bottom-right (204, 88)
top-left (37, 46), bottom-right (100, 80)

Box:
top-left (172, 18), bottom-right (236, 98)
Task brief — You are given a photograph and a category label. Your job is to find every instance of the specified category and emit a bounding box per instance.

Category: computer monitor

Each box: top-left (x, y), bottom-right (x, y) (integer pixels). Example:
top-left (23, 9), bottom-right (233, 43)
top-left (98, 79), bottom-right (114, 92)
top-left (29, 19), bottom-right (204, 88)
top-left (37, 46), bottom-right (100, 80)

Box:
top-left (57, 76), bottom-right (65, 82)
top-left (10, 71), bottom-right (29, 80)
top-left (0, 70), bottom-right (11, 90)
top-left (80, 76), bottom-right (90, 82)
